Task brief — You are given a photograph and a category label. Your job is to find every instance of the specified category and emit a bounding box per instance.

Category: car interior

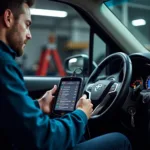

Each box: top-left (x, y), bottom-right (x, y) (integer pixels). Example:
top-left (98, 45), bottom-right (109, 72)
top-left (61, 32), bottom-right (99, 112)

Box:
top-left (20, 0), bottom-right (150, 149)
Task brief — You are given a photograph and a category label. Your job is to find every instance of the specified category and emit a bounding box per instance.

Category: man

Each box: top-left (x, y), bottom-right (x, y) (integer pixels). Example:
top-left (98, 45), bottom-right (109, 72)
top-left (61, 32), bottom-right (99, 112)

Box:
top-left (0, 0), bottom-right (132, 150)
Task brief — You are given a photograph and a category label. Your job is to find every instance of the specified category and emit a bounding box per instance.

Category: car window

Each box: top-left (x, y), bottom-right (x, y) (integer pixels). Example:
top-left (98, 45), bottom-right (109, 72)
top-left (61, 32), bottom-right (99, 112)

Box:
top-left (105, 0), bottom-right (150, 51)
top-left (93, 34), bottom-right (106, 65)
top-left (16, 1), bottom-right (107, 77)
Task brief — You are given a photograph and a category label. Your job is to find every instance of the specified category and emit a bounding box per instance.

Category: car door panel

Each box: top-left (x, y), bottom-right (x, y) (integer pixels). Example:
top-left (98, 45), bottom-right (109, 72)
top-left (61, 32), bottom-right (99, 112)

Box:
top-left (24, 77), bottom-right (61, 99)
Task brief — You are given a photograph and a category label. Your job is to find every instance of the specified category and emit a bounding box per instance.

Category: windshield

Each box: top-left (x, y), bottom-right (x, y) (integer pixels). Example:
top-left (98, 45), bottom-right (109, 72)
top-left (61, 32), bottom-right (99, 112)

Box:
top-left (105, 0), bottom-right (150, 50)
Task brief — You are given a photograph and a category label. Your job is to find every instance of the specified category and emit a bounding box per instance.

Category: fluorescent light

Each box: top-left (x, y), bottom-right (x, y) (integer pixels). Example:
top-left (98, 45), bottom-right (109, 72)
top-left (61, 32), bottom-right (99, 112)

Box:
top-left (30, 8), bottom-right (67, 18)
top-left (132, 19), bottom-right (146, 26)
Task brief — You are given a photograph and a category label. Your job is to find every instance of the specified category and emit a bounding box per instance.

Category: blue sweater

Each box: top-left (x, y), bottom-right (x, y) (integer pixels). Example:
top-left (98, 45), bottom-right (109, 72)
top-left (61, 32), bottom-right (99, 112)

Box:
top-left (0, 41), bottom-right (87, 150)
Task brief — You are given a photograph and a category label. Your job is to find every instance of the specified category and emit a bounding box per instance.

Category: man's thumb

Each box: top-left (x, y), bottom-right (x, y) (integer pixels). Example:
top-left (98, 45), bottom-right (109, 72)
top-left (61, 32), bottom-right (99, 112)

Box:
top-left (51, 85), bottom-right (57, 94)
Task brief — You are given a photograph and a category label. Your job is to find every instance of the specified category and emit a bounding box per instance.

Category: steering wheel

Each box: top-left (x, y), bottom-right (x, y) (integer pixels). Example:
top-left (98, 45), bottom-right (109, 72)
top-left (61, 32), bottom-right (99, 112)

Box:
top-left (84, 52), bottom-right (132, 119)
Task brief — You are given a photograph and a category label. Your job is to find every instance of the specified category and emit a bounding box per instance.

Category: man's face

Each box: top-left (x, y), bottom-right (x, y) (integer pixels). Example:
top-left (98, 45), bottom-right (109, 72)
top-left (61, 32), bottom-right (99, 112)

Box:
top-left (6, 3), bottom-right (32, 56)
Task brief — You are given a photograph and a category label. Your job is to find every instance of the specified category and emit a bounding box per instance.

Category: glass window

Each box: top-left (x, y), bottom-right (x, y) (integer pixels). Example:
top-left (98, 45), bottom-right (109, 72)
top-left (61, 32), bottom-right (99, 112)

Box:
top-left (105, 0), bottom-right (150, 50)
top-left (16, 1), bottom-right (107, 77)
top-left (93, 34), bottom-right (106, 65)
top-left (16, 1), bottom-right (90, 77)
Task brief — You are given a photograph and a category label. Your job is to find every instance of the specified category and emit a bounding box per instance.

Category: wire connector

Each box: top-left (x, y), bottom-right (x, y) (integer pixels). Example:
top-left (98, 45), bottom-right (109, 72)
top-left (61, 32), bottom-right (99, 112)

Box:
top-left (72, 67), bottom-right (83, 77)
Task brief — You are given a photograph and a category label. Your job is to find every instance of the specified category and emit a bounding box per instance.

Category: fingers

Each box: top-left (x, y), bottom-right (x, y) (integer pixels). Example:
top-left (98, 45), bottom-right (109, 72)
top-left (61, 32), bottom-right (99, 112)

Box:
top-left (51, 85), bottom-right (57, 94)
top-left (81, 94), bottom-right (92, 103)
top-left (81, 94), bottom-right (87, 99)
top-left (43, 85), bottom-right (57, 100)
top-left (47, 85), bottom-right (57, 95)
top-left (88, 99), bottom-right (91, 102)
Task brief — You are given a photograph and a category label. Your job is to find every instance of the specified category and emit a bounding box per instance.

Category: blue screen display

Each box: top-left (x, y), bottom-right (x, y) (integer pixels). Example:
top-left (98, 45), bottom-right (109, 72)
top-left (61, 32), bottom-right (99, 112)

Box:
top-left (55, 81), bottom-right (80, 111)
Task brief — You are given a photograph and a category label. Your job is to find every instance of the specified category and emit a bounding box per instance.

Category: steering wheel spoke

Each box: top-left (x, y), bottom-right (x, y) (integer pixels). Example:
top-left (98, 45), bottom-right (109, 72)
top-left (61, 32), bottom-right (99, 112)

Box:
top-left (92, 93), bottom-right (112, 117)
top-left (108, 82), bottom-right (121, 94)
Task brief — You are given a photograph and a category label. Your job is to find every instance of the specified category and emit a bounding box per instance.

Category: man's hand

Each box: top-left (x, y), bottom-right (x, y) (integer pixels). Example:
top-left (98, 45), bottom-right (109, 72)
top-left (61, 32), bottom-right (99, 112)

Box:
top-left (76, 95), bottom-right (93, 119)
top-left (38, 85), bottom-right (57, 114)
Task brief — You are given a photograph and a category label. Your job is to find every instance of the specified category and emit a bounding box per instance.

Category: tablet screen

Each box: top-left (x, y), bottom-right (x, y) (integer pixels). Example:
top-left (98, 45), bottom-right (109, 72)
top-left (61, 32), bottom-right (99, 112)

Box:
top-left (54, 81), bottom-right (80, 111)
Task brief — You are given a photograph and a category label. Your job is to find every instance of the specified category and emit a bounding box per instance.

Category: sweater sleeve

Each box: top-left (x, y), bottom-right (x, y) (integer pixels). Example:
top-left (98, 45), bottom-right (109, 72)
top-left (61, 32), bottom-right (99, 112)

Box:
top-left (0, 62), bottom-right (88, 150)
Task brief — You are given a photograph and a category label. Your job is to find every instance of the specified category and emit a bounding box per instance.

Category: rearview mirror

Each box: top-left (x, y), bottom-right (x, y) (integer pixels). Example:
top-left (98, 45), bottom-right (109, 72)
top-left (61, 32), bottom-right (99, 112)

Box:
top-left (64, 54), bottom-right (97, 76)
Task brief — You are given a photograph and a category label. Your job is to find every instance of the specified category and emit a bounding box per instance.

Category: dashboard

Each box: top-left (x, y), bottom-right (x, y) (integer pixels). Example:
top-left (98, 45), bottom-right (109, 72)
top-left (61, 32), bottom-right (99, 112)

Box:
top-left (130, 53), bottom-right (150, 90)
top-left (131, 75), bottom-right (150, 90)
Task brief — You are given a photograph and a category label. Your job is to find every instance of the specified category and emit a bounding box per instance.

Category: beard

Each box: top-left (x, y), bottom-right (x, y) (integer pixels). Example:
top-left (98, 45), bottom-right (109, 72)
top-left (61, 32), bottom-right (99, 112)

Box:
top-left (6, 23), bottom-right (25, 57)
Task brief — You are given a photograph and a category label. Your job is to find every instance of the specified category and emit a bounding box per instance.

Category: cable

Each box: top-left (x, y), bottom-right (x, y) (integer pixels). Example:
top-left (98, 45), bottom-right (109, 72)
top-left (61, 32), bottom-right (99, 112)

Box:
top-left (72, 67), bottom-right (87, 96)
top-left (72, 68), bottom-right (92, 139)
top-left (86, 124), bottom-right (91, 139)
top-left (72, 67), bottom-right (85, 84)
top-left (72, 67), bottom-right (83, 77)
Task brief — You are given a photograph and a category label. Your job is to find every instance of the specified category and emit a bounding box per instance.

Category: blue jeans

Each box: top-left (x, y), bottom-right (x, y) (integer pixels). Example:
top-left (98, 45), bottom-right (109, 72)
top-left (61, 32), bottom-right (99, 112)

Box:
top-left (71, 132), bottom-right (132, 150)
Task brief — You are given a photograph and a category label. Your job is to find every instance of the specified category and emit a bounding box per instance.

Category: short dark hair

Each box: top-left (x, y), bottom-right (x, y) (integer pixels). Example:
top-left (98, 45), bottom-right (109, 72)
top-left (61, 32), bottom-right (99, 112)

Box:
top-left (0, 0), bottom-right (35, 19)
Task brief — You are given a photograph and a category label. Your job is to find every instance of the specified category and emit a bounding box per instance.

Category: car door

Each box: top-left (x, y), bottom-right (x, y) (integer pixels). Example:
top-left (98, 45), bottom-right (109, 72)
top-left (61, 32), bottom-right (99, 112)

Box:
top-left (25, 77), bottom-right (61, 99)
